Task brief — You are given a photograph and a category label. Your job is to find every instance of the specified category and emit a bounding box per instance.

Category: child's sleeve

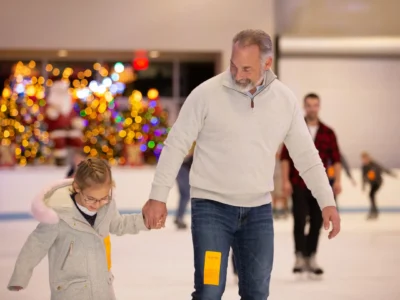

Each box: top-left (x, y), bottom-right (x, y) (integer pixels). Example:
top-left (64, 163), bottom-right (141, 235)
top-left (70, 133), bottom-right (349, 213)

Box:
top-left (109, 200), bottom-right (149, 236)
top-left (8, 222), bottom-right (59, 290)
top-left (374, 161), bottom-right (396, 177)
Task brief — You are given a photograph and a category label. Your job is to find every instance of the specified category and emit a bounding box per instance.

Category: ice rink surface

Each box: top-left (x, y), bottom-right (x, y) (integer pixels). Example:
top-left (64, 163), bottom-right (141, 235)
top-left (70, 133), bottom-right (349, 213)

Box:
top-left (1, 213), bottom-right (399, 300)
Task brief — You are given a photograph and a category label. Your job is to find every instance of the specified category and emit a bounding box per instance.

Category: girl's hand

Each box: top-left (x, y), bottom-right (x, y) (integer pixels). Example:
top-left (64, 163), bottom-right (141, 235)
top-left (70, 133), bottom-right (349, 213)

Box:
top-left (9, 286), bottom-right (23, 291)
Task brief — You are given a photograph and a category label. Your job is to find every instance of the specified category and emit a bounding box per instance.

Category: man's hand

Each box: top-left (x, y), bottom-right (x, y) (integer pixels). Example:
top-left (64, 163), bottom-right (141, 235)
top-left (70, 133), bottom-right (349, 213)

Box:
top-left (142, 199), bottom-right (167, 229)
top-left (333, 181), bottom-right (342, 196)
top-left (322, 206), bottom-right (340, 239)
top-left (282, 180), bottom-right (293, 198)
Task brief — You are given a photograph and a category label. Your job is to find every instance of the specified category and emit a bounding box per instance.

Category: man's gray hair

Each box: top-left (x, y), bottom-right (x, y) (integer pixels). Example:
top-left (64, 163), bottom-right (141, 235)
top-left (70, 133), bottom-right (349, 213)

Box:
top-left (232, 29), bottom-right (273, 61)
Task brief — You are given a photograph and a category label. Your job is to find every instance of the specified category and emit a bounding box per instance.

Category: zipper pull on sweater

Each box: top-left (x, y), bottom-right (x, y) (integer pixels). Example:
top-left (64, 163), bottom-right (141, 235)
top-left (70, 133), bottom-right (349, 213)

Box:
top-left (251, 99), bottom-right (254, 108)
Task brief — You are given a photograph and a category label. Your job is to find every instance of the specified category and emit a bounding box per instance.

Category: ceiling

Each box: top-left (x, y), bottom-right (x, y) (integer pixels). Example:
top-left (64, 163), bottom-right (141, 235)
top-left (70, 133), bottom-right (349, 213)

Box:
top-left (0, 50), bottom-right (220, 63)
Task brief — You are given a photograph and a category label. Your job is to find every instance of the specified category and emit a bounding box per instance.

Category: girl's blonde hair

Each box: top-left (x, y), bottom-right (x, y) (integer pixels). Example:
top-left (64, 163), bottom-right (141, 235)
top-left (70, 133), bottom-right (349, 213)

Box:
top-left (73, 157), bottom-right (113, 190)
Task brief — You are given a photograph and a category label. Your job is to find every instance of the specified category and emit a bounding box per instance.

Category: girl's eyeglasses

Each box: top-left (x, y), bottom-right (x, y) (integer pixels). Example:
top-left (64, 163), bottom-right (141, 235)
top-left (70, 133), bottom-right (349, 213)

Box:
top-left (80, 191), bottom-right (112, 205)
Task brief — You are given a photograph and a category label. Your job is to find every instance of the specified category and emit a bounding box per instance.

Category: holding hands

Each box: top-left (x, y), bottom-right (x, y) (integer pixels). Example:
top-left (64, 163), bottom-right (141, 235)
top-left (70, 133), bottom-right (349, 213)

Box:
top-left (142, 199), bottom-right (168, 229)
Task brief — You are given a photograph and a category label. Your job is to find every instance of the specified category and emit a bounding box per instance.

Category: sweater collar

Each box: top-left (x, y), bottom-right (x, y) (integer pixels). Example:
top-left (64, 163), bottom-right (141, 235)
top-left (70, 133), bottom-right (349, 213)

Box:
top-left (222, 68), bottom-right (277, 92)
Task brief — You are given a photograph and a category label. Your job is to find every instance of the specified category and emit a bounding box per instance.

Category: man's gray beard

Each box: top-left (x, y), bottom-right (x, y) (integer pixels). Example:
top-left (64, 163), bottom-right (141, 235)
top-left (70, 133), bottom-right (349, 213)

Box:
top-left (233, 70), bottom-right (266, 93)
top-left (234, 81), bottom-right (254, 93)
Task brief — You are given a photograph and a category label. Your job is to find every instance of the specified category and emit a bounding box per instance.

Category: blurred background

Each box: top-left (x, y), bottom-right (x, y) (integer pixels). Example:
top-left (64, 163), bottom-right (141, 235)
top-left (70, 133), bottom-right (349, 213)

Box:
top-left (0, 0), bottom-right (399, 299)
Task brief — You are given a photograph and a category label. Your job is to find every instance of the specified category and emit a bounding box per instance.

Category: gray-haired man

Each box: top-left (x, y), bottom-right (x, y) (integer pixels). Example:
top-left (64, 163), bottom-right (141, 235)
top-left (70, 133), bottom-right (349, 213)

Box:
top-left (143, 29), bottom-right (340, 299)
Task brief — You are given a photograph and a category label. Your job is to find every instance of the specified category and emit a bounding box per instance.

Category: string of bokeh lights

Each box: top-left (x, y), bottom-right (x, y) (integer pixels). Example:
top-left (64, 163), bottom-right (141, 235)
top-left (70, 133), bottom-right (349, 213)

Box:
top-left (0, 60), bottom-right (168, 166)
top-left (0, 61), bottom-right (50, 166)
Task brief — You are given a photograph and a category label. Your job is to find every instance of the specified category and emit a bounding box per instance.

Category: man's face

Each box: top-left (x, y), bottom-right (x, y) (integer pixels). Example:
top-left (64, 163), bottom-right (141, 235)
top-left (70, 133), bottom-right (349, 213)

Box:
top-left (304, 97), bottom-right (320, 120)
top-left (230, 42), bottom-right (272, 92)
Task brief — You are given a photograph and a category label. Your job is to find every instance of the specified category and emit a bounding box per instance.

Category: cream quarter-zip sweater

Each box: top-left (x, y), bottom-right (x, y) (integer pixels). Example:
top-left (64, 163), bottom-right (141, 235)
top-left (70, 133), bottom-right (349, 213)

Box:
top-left (149, 69), bottom-right (336, 209)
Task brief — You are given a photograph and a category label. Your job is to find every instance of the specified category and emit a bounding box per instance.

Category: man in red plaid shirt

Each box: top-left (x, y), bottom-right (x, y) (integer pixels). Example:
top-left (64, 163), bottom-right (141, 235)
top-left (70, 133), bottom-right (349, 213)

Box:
top-left (281, 93), bottom-right (342, 276)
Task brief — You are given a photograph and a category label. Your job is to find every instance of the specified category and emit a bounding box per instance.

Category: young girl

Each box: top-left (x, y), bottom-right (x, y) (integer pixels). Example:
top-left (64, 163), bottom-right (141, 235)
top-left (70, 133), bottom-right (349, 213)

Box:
top-left (361, 152), bottom-right (397, 219)
top-left (7, 158), bottom-right (154, 300)
top-left (64, 152), bottom-right (114, 272)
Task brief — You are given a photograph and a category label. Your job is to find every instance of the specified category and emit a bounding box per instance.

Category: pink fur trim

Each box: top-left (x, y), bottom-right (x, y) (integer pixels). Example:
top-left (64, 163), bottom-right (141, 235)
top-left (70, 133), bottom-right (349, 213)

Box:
top-left (30, 179), bottom-right (72, 224)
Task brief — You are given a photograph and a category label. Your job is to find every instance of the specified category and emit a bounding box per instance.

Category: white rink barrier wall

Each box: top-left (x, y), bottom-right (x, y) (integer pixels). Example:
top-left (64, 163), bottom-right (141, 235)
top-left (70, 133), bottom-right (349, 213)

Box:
top-left (0, 166), bottom-right (399, 220)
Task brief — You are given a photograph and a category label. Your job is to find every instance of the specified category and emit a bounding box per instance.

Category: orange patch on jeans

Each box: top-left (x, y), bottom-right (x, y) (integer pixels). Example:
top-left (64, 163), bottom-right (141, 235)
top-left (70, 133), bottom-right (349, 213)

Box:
top-left (203, 251), bottom-right (221, 286)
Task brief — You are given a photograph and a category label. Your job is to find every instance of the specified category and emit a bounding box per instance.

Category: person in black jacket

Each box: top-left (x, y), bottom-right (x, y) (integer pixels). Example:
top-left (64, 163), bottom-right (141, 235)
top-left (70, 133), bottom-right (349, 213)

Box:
top-left (174, 149), bottom-right (194, 229)
top-left (361, 152), bottom-right (397, 219)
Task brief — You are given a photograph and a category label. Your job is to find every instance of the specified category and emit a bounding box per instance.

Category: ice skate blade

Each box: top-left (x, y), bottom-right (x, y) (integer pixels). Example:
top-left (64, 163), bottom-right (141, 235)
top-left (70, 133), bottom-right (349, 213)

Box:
top-left (292, 268), bottom-right (304, 273)
top-left (293, 272), bottom-right (307, 281)
top-left (307, 272), bottom-right (324, 281)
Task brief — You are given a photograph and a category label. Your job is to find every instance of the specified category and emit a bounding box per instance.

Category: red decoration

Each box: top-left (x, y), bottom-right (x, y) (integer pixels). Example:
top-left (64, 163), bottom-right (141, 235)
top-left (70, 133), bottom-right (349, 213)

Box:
top-left (133, 57), bottom-right (149, 71)
top-left (132, 50), bottom-right (149, 71)
top-left (154, 106), bottom-right (162, 115)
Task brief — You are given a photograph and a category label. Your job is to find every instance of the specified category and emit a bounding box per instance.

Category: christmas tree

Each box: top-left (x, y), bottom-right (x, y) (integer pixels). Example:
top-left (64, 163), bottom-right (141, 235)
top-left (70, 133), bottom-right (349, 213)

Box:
top-left (0, 61), bottom-right (51, 166)
top-left (67, 61), bottom-right (170, 166)
top-left (121, 88), bottom-right (169, 165)
top-left (72, 81), bottom-right (125, 166)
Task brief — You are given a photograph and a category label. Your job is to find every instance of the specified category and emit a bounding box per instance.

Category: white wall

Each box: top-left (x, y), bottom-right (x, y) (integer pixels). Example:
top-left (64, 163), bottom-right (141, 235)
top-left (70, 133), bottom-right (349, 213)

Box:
top-left (0, 167), bottom-right (399, 217)
top-left (277, 37), bottom-right (400, 168)
top-left (0, 166), bottom-right (180, 215)
top-left (279, 57), bottom-right (400, 167)
top-left (275, 0), bottom-right (400, 36)
top-left (0, 0), bottom-right (274, 70)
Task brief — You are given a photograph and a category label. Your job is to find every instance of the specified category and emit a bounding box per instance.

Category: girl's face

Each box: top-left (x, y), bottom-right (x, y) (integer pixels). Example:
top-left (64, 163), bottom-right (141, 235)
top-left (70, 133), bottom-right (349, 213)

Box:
top-left (75, 183), bottom-right (112, 212)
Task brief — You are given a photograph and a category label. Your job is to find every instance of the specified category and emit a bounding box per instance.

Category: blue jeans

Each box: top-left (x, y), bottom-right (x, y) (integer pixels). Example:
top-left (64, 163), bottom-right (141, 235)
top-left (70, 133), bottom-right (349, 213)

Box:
top-left (191, 198), bottom-right (274, 300)
top-left (176, 166), bottom-right (190, 220)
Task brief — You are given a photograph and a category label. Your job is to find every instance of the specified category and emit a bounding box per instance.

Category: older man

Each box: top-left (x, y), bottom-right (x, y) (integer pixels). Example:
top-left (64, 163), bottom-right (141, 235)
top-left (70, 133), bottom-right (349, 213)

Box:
top-left (143, 30), bottom-right (340, 300)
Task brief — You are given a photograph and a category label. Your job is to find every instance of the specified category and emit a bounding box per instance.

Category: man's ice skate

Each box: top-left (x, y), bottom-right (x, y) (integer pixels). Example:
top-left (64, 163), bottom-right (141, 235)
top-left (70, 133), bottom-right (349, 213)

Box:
top-left (306, 254), bottom-right (324, 277)
top-left (293, 252), bottom-right (306, 273)
top-left (174, 219), bottom-right (187, 230)
top-left (367, 211), bottom-right (378, 220)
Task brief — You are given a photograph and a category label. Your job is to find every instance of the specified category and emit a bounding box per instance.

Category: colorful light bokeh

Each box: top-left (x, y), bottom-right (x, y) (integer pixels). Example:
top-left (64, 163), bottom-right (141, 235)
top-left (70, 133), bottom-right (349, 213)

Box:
top-left (0, 61), bottom-right (51, 166)
top-left (0, 60), bottom-right (170, 166)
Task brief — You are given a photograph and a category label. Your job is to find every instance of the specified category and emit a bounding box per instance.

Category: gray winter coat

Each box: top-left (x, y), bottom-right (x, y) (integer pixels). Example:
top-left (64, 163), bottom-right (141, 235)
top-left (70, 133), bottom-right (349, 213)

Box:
top-left (7, 179), bottom-right (148, 300)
